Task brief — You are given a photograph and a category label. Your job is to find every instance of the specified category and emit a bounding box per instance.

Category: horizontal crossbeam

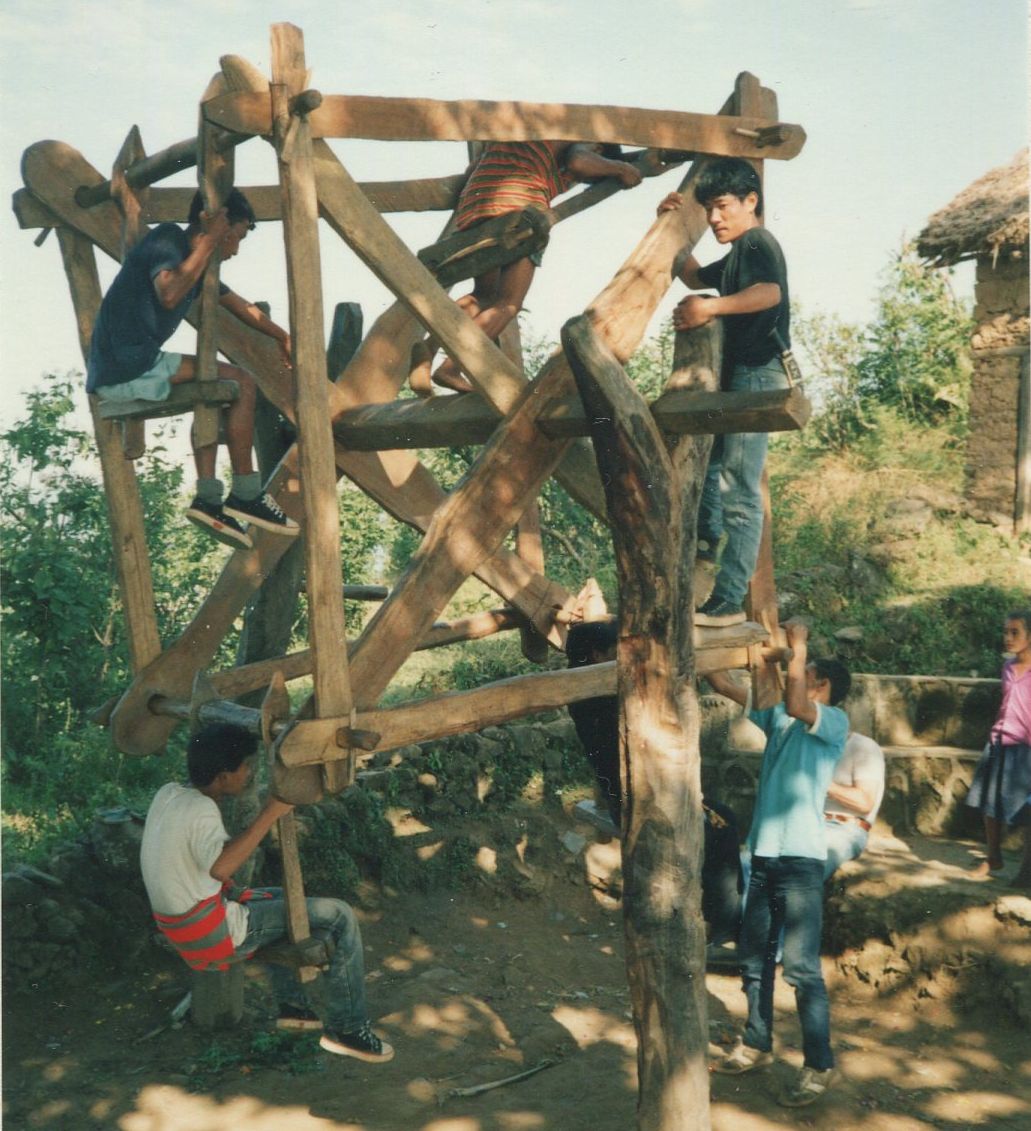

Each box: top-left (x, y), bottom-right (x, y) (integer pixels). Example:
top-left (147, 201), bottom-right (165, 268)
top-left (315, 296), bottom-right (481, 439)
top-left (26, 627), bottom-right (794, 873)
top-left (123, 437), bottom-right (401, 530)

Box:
top-left (331, 386), bottom-right (811, 451)
top-left (204, 92), bottom-right (806, 160)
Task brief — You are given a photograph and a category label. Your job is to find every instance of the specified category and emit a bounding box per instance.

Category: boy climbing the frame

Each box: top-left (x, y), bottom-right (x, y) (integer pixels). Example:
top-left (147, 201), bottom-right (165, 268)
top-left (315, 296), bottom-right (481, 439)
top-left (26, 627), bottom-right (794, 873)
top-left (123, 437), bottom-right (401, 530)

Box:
top-left (707, 622), bottom-right (849, 1107)
top-left (140, 723), bottom-right (394, 1063)
top-left (659, 156), bottom-right (791, 627)
top-left (412, 140), bottom-right (643, 394)
top-left (86, 189), bottom-right (299, 551)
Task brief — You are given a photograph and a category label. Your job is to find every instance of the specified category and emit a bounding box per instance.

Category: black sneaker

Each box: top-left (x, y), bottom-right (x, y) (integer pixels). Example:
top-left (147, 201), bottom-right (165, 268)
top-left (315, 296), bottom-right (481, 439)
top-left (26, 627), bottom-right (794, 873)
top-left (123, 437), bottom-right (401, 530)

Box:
top-left (184, 497), bottom-right (253, 550)
top-left (277, 1005), bottom-right (323, 1032)
top-left (695, 597), bottom-right (746, 628)
top-left (223, 492), bottom-right (300, 536)
top-left (319, 1020), bottom-right (395, 1063)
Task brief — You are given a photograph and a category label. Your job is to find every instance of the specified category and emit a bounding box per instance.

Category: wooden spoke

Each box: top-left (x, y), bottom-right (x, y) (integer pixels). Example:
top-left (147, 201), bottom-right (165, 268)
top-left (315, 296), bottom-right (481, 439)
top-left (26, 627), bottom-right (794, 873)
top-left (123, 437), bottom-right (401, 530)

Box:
top-left (204, 90), bottom-right (806, 160)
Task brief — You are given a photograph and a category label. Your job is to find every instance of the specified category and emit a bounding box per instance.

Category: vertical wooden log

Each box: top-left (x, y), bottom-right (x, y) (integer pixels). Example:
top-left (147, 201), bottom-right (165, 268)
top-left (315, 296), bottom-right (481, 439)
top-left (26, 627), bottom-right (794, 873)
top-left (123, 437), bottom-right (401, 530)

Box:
top-left (1016, 352), bottom-right (1031, 535)
top-left (191, 964), bottom-right (245, 1030)
top-left (563, 314), bottom-right (720, 1131)
top-left (271, 22), bottom-right (354, 796)
top-left (737, 76), bottom-right (786, 709)
top-left (110, 127), bottom-right (149, 462)
top-left (194, 73), bottom-right (233, 450)
top-left (56, 227), bottom-right (161, 674)
top-left (499, 320), bottom-right (549, 663)
top-left (262, 673), bottom-right (317, 978)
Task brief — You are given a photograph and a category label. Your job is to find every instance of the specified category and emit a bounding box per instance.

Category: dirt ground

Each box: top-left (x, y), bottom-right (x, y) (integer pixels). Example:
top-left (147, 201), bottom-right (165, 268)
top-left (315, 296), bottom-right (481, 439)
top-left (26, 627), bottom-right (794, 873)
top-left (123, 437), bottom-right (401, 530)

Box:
top-left (5, 822), bottom-right (1031, 1131)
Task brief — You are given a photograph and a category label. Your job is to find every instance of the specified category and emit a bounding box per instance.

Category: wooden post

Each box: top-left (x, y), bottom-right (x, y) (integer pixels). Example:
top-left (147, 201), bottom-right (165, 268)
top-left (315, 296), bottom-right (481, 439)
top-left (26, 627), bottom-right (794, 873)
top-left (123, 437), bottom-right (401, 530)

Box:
top-left (499, 321), bottom-right (549, 664)
top-left (271, 22), bottom-right (354, 796)
top-left (55, 227), bottom-right (161, 674)
top-left (564, 315), bottom-right (720, 1130)
top-left (194, 74), bottom-right (233, 451)
top-left (109, 126), bottom-right (149, 460)
top-left (1016, 352), bottom-right (1031, 535)
top-left (736, 75), bottom-right (787, 709)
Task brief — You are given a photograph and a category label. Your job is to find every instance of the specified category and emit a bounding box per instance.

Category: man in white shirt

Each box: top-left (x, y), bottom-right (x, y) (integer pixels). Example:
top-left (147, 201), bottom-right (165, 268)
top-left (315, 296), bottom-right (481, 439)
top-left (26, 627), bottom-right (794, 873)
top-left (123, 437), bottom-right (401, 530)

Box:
top-left (140, 722), bottom-right (393, 1062)
top-left (823, 733), bottom-right (885, 879)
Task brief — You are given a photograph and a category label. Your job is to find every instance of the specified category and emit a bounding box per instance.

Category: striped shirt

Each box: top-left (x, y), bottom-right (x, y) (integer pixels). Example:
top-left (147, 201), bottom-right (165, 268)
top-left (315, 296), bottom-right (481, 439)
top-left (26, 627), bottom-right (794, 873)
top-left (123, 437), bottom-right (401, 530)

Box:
top-left (455, 142), bottom-right (575, 231)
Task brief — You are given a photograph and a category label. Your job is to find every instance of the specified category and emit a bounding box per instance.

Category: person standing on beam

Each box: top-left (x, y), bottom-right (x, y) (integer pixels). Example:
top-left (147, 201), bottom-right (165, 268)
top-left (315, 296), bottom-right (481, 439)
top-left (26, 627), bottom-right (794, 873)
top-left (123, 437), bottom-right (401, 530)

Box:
top-left (659, 157), bottom-right (791, 627)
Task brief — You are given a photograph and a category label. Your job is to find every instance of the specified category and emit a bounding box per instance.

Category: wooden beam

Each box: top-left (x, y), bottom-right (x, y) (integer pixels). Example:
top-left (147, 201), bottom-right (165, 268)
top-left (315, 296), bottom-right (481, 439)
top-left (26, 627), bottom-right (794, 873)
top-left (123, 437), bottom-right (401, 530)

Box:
top-left (261, 674), bottom-right (317, 978)
top-left (329, 385), bottom-right (811, 450)
top-left (96, 379), bottom-right (239, 420)
top-left (16, 178), bottom-right (465, 231)
top-left (194, 73), bottom-right (234, 449)
top-left (1016, 352), bottom-right (1030, 535)
top-left (562, 312), bottom-right (717, 1128)
top-left (205, 91), bottom-right (806, 160)
top-left (344, 359), bottom-right (580, 709)
top-left (738, 77), bottom-right (788, 712)
top-left (279, 662), bottom-right (618, 767)
top-left (272, 21), bottom-right (354, 795)
top-left (56, 228), bottom-right (162, 675)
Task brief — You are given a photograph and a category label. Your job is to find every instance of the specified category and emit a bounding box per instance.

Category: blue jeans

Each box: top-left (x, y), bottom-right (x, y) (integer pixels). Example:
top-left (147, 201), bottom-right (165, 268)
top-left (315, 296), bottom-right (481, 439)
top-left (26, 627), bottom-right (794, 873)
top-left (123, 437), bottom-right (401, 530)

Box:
top-left (698, 360), bottom-right (787, 606)
top-left (739, 856), bottom-right (833, 1071)
top-left (235, 888), bottom-right (368, 1034)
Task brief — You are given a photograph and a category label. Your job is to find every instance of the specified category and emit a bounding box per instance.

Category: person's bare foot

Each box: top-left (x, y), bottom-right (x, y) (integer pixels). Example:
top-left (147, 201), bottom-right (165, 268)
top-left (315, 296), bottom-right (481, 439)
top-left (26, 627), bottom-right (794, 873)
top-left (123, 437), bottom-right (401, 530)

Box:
top-left (409, 342), bottom-right (434, 397)
top-left (969, 859), bottom-right (1004, 879)
top-left (431, 360), bottom-right (475, 394)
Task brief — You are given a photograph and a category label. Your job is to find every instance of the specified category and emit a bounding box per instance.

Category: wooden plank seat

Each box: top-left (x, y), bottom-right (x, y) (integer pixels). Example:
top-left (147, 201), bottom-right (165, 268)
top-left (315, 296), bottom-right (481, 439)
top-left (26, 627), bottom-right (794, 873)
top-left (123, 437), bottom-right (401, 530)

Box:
top-left (417, 207), bottom-right (554, 288)
top-left (95, 378), bottom-right (240, 421)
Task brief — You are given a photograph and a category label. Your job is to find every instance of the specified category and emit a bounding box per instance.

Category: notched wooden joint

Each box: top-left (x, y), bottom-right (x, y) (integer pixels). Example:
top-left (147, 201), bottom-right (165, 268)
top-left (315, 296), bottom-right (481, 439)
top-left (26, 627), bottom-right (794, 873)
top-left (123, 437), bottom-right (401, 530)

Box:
top-left (336, 726), bottom-right (381, 752)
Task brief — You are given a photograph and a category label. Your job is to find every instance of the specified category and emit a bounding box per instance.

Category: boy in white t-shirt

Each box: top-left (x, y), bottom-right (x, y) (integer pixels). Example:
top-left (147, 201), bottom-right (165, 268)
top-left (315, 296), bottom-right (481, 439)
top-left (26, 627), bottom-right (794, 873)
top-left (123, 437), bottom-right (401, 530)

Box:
top-left (823, 733), bottom-right (885, 879)
top-left (140, 723), bottom-right (393, 1063)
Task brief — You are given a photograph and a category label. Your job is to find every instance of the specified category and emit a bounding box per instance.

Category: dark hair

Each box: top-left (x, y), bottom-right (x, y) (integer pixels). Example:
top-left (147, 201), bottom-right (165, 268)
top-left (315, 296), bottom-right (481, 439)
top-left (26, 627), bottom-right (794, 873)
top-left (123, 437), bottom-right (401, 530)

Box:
top-left (566, 619), bottom-right (618, 668)
top-left (187, 723), bottom-right (258, 787)
top-left (188, 188), bottom-right (257, 230)
top-left (810, 657), bottom-right (851, 707)
top-left (694, 157), bottom-right (764, 216)
top-left (1006, 609), bottom-right (1031, 634)
top-left (598, 143), bottom-right (624, 161)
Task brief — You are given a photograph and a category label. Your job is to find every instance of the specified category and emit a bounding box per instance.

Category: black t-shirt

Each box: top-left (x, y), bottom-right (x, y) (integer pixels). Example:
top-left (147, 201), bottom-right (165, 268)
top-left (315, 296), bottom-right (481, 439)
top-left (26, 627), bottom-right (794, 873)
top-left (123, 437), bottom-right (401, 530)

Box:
top-left (696, 226), bottom-right (790, 375)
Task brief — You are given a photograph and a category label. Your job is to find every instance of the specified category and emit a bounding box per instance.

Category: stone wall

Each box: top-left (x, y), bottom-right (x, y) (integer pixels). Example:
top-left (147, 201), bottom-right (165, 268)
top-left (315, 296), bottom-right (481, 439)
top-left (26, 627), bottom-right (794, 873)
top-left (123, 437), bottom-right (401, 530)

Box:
top-left (965, 251), bottom-right (1030, 527)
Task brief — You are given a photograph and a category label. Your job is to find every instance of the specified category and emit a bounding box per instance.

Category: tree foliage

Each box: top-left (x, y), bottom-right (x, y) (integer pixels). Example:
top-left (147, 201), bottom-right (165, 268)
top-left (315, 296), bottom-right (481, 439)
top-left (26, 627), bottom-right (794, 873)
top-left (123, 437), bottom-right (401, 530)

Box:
top-left (793, 243), bottom-right (973, 450)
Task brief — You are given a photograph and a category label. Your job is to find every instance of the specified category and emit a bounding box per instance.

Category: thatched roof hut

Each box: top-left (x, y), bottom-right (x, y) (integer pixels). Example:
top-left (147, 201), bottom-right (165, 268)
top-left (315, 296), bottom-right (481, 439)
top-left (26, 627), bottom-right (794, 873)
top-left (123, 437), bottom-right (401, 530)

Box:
top-left (916, 149), bottom-right (1028, 267)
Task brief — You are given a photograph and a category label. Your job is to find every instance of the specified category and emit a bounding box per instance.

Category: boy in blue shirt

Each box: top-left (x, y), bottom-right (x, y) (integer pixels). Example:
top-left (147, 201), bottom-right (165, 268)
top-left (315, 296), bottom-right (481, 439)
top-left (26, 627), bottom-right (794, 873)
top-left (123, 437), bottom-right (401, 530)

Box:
top-left (707, 621), bottom-right (850, 1107)
top-left (659, 157), bottom-right (791, 627)
top-left (88, 190), bottom-right (299, 550)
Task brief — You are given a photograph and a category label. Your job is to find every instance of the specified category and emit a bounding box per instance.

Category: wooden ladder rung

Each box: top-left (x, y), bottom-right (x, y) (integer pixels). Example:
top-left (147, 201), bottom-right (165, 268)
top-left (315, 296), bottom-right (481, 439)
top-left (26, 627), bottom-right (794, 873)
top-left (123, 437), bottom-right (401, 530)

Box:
top-left (97, 379), bottom-right (240, 421)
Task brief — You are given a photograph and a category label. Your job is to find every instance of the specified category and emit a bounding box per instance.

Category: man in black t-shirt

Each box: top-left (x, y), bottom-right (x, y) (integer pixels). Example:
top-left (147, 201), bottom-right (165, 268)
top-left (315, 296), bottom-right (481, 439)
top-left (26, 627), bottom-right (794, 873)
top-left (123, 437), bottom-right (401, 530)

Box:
top-left (659, 158), bottom-right (790, 627)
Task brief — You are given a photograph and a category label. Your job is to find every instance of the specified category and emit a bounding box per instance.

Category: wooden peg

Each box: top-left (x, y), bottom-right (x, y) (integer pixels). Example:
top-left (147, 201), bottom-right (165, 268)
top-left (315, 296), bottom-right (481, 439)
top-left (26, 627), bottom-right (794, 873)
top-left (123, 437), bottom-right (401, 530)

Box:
top-left (260, 670), bottom-right (290, 750)
top-left (189, 669), bottom-right (220, 732)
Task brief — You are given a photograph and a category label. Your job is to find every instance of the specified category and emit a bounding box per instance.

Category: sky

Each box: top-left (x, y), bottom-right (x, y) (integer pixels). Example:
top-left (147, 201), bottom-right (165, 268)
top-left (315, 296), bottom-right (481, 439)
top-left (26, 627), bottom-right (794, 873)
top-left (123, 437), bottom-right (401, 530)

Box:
top-left (0, 0), bottom-right (1027, 432)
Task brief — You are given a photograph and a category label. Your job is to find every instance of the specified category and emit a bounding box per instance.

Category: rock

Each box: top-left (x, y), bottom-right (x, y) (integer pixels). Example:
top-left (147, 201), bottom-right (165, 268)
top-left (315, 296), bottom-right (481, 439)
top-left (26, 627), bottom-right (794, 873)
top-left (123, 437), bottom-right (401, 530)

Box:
top-left (561, 831), bottom-right (587, 856)
top-left (2, 873), bottom-right (41, 907)
top-left (43, 915), bottom-right (77, 943)
top-left (995, 894), bottom-right (1031, 928)
top-left (835, 626), bottom-right (864, 644)
top-left (881, 495), bottom-right (934, 536)
top-left (13, 864), bottom-right (64, 890)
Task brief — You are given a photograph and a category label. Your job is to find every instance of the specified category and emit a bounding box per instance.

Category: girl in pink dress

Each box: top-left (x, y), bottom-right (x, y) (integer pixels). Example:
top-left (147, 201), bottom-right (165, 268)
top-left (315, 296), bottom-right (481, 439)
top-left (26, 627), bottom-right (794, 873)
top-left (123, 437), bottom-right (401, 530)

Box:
top-left (966, 611), bottom-right (1031, 886)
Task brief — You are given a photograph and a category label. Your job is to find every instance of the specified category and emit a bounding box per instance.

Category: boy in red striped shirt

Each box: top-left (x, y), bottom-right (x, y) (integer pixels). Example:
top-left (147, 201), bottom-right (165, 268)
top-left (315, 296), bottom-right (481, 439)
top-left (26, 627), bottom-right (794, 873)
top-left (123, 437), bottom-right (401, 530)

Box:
top-left (140, 723), bottom-right (393, 1062)
top-left (413, 140), bottom-right (642, 393)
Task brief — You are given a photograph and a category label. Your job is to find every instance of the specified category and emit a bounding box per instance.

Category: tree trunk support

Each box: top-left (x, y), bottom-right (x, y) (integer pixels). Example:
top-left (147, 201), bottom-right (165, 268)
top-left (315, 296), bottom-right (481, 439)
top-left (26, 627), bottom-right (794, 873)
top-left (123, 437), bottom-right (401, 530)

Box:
top-left (563, 315), bottom-right (721, 1130)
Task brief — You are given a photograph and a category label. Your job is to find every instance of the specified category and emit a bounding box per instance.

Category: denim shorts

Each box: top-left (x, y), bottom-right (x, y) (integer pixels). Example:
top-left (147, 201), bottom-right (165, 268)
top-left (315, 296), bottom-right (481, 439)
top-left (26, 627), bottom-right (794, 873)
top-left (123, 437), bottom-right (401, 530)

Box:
top-left (96, 350), bottom-right (183, 403)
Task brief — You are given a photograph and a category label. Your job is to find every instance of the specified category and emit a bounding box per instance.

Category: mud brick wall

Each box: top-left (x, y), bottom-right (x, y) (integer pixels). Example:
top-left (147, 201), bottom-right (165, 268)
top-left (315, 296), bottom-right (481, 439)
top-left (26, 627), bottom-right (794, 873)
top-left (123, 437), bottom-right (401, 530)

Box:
top-left (965, 252), bottom-right (1030, 526)
top-left (701, 673), bottom-right (1002, 838)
